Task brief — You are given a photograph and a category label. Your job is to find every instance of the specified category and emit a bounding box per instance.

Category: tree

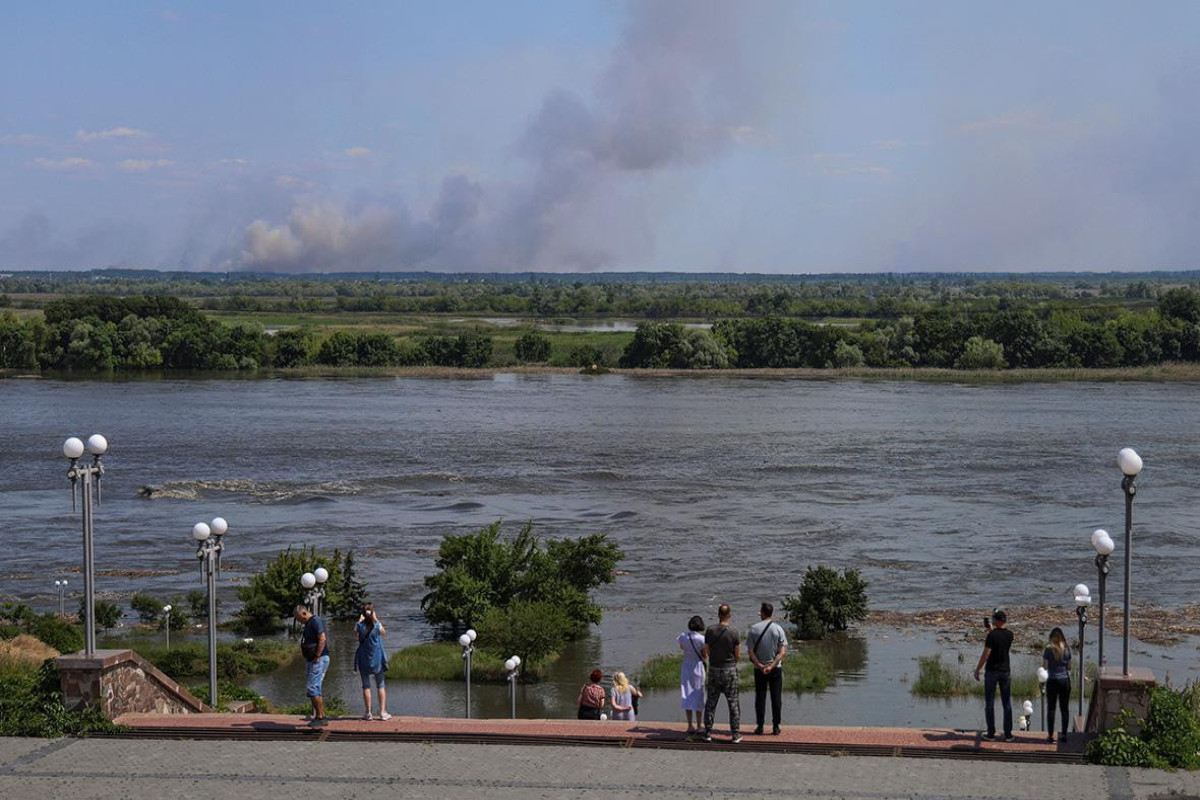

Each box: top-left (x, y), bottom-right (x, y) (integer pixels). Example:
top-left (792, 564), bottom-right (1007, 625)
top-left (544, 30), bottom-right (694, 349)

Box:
top-left (421, 521), bottom-right (623, 637)
top-left (78, 598), bottom-right (123, 633)
top-left (514, 330), bottom-right (551, 363)
top-left (233, 546), bottom-right (365, 633)
top-left (955, 336), bottom-right (1006, 369)
top-left (130, 593), bottom-right (163, 624)
top-left (1159, 288), bottom-right (1200, 324)
top-left (782, 566), bottom-right (868, 640)
top-left (476, 601), bottom-right (572, 672)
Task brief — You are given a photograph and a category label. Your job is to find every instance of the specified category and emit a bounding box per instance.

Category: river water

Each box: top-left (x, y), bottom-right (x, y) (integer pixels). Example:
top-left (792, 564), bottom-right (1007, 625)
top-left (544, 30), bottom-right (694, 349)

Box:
top-left (2, 375), bottom-right (1198, 724)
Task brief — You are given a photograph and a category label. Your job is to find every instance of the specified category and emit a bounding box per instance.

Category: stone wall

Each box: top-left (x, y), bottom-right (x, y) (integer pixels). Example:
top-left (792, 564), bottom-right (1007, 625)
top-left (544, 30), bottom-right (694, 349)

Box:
top-left (57, 649), bottom-right (210, 718)
top-left (1085, 666), bottom-right (1155, 735)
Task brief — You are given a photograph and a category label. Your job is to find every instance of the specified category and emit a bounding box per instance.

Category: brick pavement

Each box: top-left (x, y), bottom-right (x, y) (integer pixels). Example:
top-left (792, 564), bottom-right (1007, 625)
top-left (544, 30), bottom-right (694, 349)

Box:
top-left (2, 736), bottom-right (1199, 799)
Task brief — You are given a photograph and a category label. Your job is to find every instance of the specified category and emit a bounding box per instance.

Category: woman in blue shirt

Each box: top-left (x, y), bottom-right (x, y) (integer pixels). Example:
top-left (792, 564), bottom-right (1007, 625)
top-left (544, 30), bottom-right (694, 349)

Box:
top-left (1042, 627), bottom-right (1072, 742)
top-left (355, 604), bottom-right (390, 720)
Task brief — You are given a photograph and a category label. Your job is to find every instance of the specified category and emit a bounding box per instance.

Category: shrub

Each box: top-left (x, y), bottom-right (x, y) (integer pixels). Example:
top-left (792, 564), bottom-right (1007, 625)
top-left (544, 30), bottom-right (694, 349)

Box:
top-left (137, 640), bottom-right (295, 681)
top-left (782, 566), bottom-right (868, 640)
top-left (514, 330), bottom-right (552, 363)
top-left (475, 601), bottom-right (572, 672)
top-left (77, 599), bottom-right (122, 632)
top-left (633, 651), bottom-right (833, 693)
top-left (130, 593), bottom-right (163, 624)
top-left (388, 643), bottom-right (509, 682)
top-left (26, 613), bottom-right (84, 654)
top-left (1142, 686), bottom-right (1200, 769)
top-left (0, 659), bottom-right (119, 737)
top-left (1087, 709), bottom-right (1154, 767)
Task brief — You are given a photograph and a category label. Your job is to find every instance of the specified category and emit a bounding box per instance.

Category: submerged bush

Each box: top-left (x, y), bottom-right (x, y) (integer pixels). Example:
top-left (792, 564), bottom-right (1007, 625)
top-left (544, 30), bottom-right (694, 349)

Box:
top-left (782, 566), bottom-right (869, 640)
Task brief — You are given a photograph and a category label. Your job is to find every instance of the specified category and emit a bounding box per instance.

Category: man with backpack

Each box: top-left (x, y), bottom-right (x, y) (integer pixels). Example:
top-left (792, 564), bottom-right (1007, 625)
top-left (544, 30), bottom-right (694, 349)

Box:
top-left (746, 601), bottom-right (788, 735)
top-left (701, 603), bottom-right (742, 743)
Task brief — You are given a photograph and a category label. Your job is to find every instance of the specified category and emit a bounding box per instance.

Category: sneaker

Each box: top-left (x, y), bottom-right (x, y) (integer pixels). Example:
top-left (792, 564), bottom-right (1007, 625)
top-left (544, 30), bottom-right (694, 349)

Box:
top-left (731, 734), bottom-right (743, 744)
top-left (308, 717), bottom-right (327, 728)
top-left (379, 712), bottom-right (391, 721)
top-left (752, 727), bottom-right (764, 735)
top-left (1003, 734), bottom-right (1015, 742)
top-left (1046, 735), bottom-right (1055, 743)
top-left (699, 731), bottom-right (712, 742)
top-left (362, 713), bottom-right (373, 721)
top-left (982, 732), bottom-right (997, 740)
top-left (772, 726), bottom-right (782, 736)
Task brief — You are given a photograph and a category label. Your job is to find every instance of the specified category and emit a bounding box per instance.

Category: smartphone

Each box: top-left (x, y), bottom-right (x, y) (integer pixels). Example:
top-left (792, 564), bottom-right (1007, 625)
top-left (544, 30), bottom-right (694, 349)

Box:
top-left (983, 616), bottom-right (992, 630)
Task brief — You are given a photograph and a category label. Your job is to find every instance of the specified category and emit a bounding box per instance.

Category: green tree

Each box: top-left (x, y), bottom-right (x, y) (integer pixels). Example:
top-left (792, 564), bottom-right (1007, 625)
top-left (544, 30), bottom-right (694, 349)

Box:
top-left (782, 566), bottom-right (869, 640)
top-left (475, 601), bottom-right (572, 672)
top-left (831, 340), bottom-right (865, 368)
top-left (78, 598), bottom-right (122, 632)
top-left (233, 546), bottom-right (364, 632)
top-left (130, 593), bottom-right (164, 624)
top-left (269, 329), bottom-right (316, 367)
top-left (955, 336), bottom-right (1007, 369)
top-left (315, 331), bottom-right (360, 366)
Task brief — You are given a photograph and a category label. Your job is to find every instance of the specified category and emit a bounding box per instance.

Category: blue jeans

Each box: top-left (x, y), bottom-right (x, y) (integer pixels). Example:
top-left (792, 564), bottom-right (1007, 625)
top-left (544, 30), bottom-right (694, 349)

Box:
top-left (984, 669), bottom-right (1012, 736)
top-left (306, 655), bottom-right (330, 698)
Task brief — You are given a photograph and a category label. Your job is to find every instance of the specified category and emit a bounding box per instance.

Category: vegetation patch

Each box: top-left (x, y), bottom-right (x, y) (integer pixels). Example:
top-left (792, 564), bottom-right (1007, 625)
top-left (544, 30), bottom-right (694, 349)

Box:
top-left (782, 566), bottom-right (869, 640)
top-left (910, 654), bottom-right (1043, 699)
top-left (134, 639), bottom-right (295, 681)
top-left (387, 642), bottom-right (511, 683)
top-left (0, 658), bottom-right (120, 738)
top-left (633, 650), bottom-right (834, 693)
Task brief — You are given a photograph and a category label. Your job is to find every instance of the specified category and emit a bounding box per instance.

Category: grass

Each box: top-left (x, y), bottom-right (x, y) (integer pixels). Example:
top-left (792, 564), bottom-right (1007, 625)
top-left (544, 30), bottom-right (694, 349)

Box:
top-left (388, 642), bottom-right (514, 683)
top-left (910, 654), bottom-right (1070, 699)
top-left (632, 651), bottom-right (834, 694)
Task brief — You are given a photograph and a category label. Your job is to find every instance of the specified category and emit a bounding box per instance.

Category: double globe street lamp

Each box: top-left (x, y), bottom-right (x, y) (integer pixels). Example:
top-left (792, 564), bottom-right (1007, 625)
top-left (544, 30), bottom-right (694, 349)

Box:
top-left (163, 604), bottom-right (172, 650)
top-left (300, 568), bottom-right (329, 618)
top-left (1116, 447), bottom-right (1142, 676)
top-left (53, 579), bottom-right (69, 617)
top-left (192, 517), bottom-right (229, 707)
top-left (1036, 666), bottom-right (1049, 731)
top-left (504, 655), bottom-right (522, 719)
top-left (62, 434), bottom-right (108, 655)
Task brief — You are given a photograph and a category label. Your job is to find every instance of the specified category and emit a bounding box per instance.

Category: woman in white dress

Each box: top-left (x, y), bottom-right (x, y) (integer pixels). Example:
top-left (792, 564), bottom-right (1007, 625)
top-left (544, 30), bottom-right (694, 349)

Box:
top-left (677, 615), bottom-right (706, 734)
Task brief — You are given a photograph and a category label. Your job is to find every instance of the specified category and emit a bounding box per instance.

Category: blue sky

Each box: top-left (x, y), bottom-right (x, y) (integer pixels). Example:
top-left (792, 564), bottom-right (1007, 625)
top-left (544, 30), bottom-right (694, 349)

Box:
top-left (2, 1), bottom-right (1199, 273)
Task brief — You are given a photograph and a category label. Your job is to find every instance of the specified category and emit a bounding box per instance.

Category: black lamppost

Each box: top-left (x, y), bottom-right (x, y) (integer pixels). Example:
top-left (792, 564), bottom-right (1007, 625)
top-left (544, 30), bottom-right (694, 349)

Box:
top-left (62, 434), bottom-right (108, 656)
top-left (192, 517), bottom-right (228, 708)
top-left (1090, 528), bottom-right (1114, 670)
top-left (1037, 666), bottom-right (1048, 731)
top-left (1074, 584), bottom-right (1091, 721)
top-left (1116, 447), bottom-right (1142, 677)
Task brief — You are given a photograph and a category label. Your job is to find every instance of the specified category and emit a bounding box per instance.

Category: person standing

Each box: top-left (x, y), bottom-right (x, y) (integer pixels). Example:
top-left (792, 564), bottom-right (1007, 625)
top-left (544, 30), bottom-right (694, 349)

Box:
top-left (355, 603), bottom-right (390, 721)
top-left (1042, 626), bottom-right (1072, 742)
top-left (746, 602), bottom-right (788, 735)
top-left (677, 615), bottom-right (706, 734)
top-left (701, 603), bottom-right (741, 743)
top-left (294, 604), bottom-right (330, 727)
top-left (576, 669), bottom-right (607, 720)
top-left (973, 608), bottom-right (1014, 741)
top-left (610, 671), bottom-right (642, 723)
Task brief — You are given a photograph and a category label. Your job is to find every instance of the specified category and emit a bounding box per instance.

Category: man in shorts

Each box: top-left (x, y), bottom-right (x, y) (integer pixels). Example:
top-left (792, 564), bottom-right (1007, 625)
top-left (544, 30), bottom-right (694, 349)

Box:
top-left (295, 604), bottom-right (330, 726)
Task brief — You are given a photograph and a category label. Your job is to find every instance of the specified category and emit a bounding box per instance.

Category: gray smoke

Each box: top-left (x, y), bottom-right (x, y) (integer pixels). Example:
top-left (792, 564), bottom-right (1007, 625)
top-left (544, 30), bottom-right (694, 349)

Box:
top-left (241, 1), bottom-right (790, 272)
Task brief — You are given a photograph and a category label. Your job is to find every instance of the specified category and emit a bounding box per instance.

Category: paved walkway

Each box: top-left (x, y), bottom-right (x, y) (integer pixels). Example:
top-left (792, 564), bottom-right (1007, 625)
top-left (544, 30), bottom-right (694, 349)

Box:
top-left (2, 735), bottom-right (1199, 799)
top-left (114, 712), bottom-right (1083, 762)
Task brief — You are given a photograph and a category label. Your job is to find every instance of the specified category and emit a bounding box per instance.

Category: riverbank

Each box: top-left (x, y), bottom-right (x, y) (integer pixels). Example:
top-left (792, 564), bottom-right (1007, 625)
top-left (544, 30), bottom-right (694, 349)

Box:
top-left (8, 362), bottom-right (1200, 382)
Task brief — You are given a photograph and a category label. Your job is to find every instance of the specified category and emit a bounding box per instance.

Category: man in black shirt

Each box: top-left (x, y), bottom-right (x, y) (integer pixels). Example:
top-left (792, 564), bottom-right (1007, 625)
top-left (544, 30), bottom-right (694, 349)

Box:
top-left (701, 603), bottom-right (742, 743)
top-left (973, 608), bottom-right (1014, 741)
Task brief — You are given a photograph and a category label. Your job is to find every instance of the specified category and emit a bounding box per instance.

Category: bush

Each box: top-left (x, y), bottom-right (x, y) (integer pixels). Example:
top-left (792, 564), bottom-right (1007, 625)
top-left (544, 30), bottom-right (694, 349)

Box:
top-left (514, 330), bottom-right (552, 363)
top-left (387, 643), bottom-right (509, 682)
top-left (0, 659), bottom-right (119, 737)
top-left (130, 593), bottom-right (163, 624)
top-left (26, 613), bottom-right (84, 654)
top-left (475, 601), bottom-right (572, 672)
top-left (955, 336), bottom-right (1007, 369)
top-left (1087, 710), bottom-right (1154, 767)
top-left (782, 566), bottom-right (868, 640)
top-left (77, 599), bottom-right (122, 632)
top-left (1142, 686), bottom-right (1200, 769)
top-left (633, 651), bottom-right (833, 693)
top-left (137, 640), bottom-right (295, 681)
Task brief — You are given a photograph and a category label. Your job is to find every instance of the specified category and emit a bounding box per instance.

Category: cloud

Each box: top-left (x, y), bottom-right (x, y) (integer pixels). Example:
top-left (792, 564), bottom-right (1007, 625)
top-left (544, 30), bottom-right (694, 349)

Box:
top-left (0, 133), bottom-right (40, 146)
top-left (872, 140), bottom-right (905, 150)
top-left (75, 126), bottom-right (149, 143)
top-left (343, 147), bottom-right (372, 158)
top-left (32, 157), bottom-right (97, 171)
top-left (117, 158), bottom-right (176, 171)
top-left (812, 152), bottom-right (891, 177)
top-left (240, 0), bottom-right (797, 271)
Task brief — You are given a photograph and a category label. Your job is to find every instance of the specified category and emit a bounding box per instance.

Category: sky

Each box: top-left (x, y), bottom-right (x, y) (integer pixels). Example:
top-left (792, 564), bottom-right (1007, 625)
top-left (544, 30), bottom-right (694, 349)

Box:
top-left (2, 1), bottom-right (1199, 274)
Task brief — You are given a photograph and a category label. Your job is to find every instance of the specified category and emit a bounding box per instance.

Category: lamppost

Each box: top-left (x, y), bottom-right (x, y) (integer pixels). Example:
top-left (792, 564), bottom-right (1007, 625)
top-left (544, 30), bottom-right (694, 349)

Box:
top-left (300, 567), bottom-right (329, 618)
top-left (53, 579), bottom-right (68, 616)
top-left (62, 434), bottom-right (108, 655)
top-left (1021, 699), bottom-right (1034, 731)
top-left (192, 516), bottom-right (228, 708)
top-left (1091, 528), bottom-right (1115, 670)
top-left (1117, 447), bottom-right (1142, 676)
top-left (458, 628), bottom-right (477, 718)
top-left (1037, 666), bottom-right (1049, 731)
top-left (163, 604), bottom-right (172, 650)
top-left (504, 655), bottom-right (522, 719)
top-left (1074, 584), bottom-right (1091, 721)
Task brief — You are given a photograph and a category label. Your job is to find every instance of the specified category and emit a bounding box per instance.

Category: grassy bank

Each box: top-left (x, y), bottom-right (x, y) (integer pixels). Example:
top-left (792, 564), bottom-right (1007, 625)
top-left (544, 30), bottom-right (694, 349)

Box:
top-left (388, 642), bottom-right (514, 683)
top-left (632, 651), bottom-right (834, 694)
top-left (910, 654), bottom-right (1089, 699)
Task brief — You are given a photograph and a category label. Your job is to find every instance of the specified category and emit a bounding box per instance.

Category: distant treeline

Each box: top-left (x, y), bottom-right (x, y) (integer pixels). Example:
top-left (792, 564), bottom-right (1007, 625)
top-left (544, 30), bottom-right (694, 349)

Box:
top-left (0, 269), bottom-right (1191, 321)
top-left (3, 290), bottom-right (1200, 371)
